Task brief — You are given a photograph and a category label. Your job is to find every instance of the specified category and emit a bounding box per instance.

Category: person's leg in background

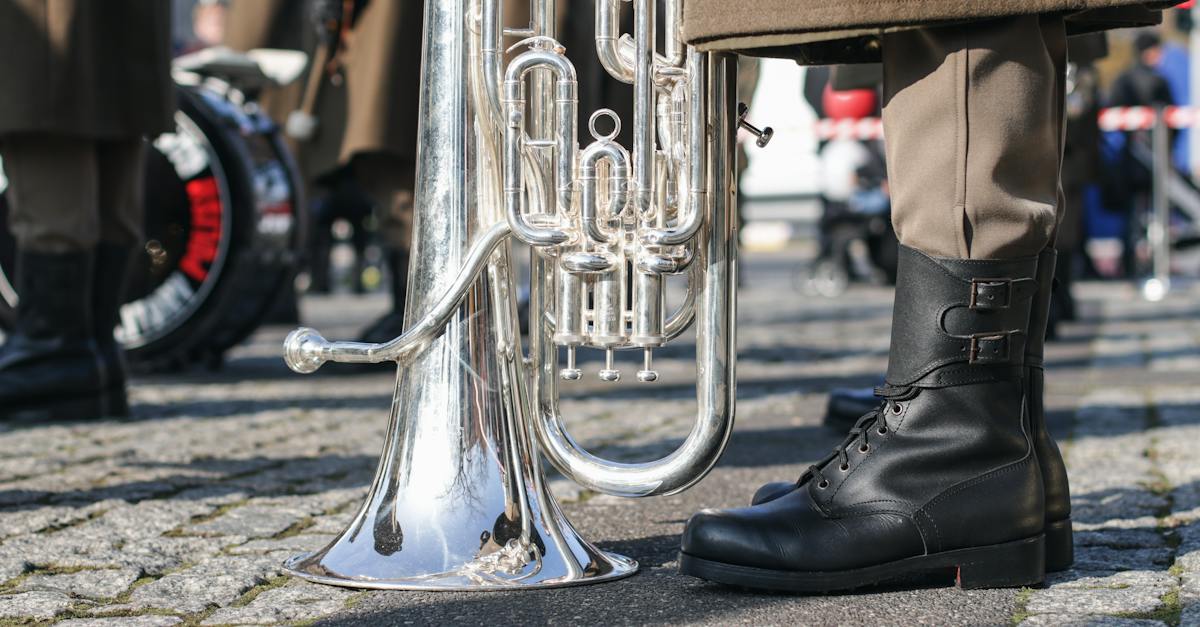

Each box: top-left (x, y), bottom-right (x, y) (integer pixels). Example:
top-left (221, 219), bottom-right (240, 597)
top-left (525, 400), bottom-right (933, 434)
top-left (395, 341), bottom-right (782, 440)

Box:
top-left (0, 134), bottom-right (108, 420)
top-left (681, 15), bottom-right (1072, 590)
top-left (352, 153), bottom-right (414, 344)
top-left (93, 139), bottom-right (147, 417)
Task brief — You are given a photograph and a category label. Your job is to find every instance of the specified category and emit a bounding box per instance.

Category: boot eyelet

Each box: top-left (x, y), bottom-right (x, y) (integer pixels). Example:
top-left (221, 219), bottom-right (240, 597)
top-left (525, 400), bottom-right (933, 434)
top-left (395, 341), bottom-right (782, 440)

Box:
top-left (817, 480), bottom-right (830, 489)
top-left (859, 444), bottom-right (870, 453)
top-left (890, 403), bottom-right (902, 415)
top-left (877, 426), bottom-right (888, 435)
top-left (839, 463), bottom-right (849, 472)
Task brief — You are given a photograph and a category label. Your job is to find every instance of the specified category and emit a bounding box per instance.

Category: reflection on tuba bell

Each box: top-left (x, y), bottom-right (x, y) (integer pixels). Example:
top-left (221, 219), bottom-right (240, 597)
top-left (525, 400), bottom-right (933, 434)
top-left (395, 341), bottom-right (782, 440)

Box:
top-left (280, 0), bottom-right (744, 590)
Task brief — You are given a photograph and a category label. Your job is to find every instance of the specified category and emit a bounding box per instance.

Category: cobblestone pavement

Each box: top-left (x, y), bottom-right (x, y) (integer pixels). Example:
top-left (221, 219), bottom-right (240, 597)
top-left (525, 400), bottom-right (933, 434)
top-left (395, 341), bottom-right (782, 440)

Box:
top-left (0, 246), bottom-right (1198, 626)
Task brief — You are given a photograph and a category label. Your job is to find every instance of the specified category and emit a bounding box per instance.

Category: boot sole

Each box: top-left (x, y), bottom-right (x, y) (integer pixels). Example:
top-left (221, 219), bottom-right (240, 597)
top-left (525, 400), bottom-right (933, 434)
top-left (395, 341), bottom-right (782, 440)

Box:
top-left (1046, 518), bottom-right (1074, 572)
top-left (0, 391), bottom-right (107, 422)
top-left (679, 534), bottom-right (1045, 592)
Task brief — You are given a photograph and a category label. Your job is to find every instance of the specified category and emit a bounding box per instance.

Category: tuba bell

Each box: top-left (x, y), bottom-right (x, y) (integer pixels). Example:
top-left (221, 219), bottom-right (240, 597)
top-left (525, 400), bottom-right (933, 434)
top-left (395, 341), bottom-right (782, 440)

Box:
top-left (280, 0), bottom-right (750, 590)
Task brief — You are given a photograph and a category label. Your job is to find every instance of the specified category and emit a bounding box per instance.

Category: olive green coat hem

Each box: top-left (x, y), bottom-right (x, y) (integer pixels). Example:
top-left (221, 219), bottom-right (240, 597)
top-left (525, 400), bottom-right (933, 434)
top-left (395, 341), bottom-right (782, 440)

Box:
top-left (684, 2), bottom-right (1173, 62)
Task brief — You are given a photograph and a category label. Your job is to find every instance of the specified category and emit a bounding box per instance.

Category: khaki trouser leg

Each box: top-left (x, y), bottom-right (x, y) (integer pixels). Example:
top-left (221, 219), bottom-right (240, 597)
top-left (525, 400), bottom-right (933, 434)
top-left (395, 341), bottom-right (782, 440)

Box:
top-left (96, 139), bottom-right (147, 247)
top-left (2, 134), bottom-right (143, 253)
top-left (882, 15), bottom-right (1067, 260)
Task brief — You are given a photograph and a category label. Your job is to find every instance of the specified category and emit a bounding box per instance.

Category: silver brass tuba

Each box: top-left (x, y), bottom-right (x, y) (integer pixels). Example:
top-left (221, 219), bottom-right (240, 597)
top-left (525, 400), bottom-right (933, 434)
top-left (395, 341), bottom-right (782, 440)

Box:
top-left (281, 0), bottom-right (756, 590)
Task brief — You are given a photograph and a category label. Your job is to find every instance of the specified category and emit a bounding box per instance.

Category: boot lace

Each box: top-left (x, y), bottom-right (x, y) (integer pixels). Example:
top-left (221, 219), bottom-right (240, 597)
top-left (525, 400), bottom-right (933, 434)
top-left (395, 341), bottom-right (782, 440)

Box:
top-left (801, 384), bottom-right (917, 490)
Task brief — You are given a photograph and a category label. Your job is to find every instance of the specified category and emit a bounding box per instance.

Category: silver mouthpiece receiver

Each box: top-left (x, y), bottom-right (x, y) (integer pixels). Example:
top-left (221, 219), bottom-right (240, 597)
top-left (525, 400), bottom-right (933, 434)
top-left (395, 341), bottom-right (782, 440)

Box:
top-left (284, 327), bottom-right (330, 374)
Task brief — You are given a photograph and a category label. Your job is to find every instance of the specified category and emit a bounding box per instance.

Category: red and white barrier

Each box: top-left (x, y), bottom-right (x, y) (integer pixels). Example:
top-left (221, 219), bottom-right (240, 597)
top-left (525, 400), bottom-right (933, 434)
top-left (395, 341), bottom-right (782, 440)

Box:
top-left (806, 106), bottom-right (1200, 140)
top-left (813, 117), bottom-right (884, 141)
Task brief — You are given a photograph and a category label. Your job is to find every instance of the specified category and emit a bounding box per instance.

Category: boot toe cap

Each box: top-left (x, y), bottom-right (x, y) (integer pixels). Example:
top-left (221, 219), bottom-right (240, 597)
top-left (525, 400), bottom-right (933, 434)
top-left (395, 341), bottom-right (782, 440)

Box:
top-left (681, 506), bottom-right (797, 571)
top-left (750, 481), bottom-right (796, 506)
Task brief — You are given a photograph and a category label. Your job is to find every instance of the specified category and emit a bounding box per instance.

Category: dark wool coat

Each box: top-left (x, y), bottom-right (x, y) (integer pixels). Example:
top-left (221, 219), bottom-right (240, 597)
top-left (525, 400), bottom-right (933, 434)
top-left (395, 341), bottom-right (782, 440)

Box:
top-left (0, 0), bottom-right (173, 139)
top-left (681, 1), bottom-right (1177, 63)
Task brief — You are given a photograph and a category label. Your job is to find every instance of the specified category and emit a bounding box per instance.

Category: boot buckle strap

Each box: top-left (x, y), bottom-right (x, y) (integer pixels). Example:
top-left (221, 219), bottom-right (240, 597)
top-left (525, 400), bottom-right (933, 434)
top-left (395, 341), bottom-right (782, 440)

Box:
top-left (967, 331), bottom-right (1017, 364)
top-left (968, 277), bottom-right (1037, 310)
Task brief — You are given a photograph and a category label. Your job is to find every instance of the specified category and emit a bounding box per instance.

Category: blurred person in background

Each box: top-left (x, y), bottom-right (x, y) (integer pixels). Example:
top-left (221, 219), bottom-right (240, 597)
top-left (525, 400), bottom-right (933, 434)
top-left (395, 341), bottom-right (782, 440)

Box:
top-left (1107, 30), bottom-right (1175, 277)
top-left (678, 0), bottom-right (1176, 593)
top-left (225, 0), bottom-right (422, 344)
top-left (0, 2), bottom-right (173, 420)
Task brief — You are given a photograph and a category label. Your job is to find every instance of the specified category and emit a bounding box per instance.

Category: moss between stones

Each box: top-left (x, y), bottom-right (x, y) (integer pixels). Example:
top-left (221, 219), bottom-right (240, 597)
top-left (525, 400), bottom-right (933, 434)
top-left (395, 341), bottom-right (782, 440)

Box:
top-left (161, 500), bottom-right (250, 538)
top-left (1115, 587), bottom-right (1181, 625)
top-left (1010, 587), bottom-right (1034, 625)
top-left (229, 575), bottom-right (291, 608)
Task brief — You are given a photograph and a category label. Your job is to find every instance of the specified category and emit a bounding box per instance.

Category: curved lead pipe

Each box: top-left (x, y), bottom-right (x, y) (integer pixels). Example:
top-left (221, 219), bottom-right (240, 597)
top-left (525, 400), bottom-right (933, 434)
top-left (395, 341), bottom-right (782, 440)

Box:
top-left (283, 222), bottom-right (513, 372)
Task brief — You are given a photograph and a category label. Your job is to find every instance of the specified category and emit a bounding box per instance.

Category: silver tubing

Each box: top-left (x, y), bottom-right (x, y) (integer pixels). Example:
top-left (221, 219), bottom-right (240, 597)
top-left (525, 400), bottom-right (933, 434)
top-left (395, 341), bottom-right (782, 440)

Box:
top-left (503, 50), bottom-right (577, 246)
top-left (595, 0), bottom-right (635, 83)
top-left (479, 0), bottom-right (503, 122)
top-left (662, 0), bottom-right (684, 67)
top-left (591, 260), bottom-right (626, 347)
top-left (579, 138), bottom-right (630, 245)
top-left (643, 50), bottom-right (707, 247)
top-left (530, 53), bottom-right (737, 497)
top-left (283, 222), bottom-right (512, 371)
top-left (631, 0), bottom-right (655, 226)
top-left (630, 271), bottom-right (665, 346)
top-left (554, 269), bottom-right (586, 345)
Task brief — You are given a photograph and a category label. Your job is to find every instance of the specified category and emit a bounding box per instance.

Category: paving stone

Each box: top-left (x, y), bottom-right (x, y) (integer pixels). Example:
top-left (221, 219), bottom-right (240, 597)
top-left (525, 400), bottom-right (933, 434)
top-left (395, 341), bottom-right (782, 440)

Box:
top-left (200, 582), bottom-right (356, 625)
top-left (1071, 547), bottom-right (1176, 572)
top-left (0, 559), bottom-right (28, 583)
top-left (117, 536), bottom-right (236, 575)
top-left (128, 574), bottom-right (262, 614)
top-left (1020, 616), bottom-right (1167, 627)
top-left (1180, 603), bottom-right (1200, 625)
top-left (1026, 570), bottom-right (1174, 616)
top-left (17, 567), bottom-right (141, 600)
top-left (225, 534), bottom-right (337, 556)
top-left (1075, 529), bottom-right (1168, 550)
top-left (0, 590), bottom-right (74, 620)
top-left (57, 617), bottom-right (182, 627)
top-left (186, 504), bottom-right (308, 538)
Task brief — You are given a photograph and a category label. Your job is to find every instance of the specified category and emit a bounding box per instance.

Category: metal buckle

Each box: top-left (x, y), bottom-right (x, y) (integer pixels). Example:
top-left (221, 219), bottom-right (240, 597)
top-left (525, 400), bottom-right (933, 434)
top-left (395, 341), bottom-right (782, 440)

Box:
top-left (969, 278), bottom-right (1013, 310)
top-left (967, 332), bottom-right (1011, 364)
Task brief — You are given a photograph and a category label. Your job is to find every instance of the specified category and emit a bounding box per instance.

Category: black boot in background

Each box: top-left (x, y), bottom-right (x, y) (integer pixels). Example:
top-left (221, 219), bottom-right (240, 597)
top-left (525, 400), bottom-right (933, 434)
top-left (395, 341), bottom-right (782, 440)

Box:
top-left (680, 246), bottom-right (1045, 592)
top-left (93, 243), bottom-right (137, 417)
top-left (0, 250), bottom-right (107, 421)
top-left (358, 250), bottom-right (410, 345)
top-left (1030, 249), bottom-right (1074, 571)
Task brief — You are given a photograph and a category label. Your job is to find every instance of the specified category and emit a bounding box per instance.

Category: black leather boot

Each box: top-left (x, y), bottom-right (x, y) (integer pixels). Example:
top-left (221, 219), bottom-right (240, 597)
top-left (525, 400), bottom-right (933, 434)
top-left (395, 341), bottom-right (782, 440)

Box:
top-left (93, 243), bottom-right (136, 417)
top-left (358, 250), bottom-right (410, 344)
top-left (1031, 248), bottom-right (1073, 571)
top-left (679, 245), bottom-right (1045, 592)
top-left (749, 385), bottom-right (887, 505)
top-left (750, 251), bottom-right (1075, 574)
top-left (0, 250), bottom-right (107, 421)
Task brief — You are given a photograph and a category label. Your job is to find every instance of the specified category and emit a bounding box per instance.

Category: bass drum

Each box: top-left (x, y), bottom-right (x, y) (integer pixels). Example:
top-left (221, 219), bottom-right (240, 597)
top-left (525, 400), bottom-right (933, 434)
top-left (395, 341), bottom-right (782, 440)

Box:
top-left (0, 84), bottom-right (306, 371)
